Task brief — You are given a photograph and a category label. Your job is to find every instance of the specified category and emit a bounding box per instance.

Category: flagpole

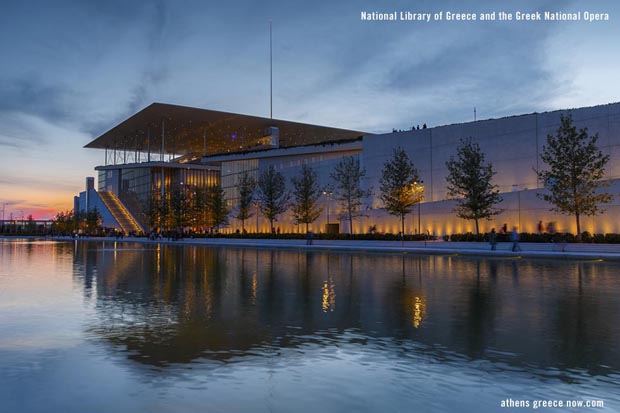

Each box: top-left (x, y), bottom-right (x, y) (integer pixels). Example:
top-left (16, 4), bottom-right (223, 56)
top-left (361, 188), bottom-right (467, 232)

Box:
top-left (270, 19), bottom-right (273, 119)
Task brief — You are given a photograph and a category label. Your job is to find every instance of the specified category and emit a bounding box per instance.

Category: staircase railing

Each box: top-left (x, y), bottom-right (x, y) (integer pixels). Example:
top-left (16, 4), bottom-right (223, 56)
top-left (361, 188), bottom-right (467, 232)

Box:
top-left (98, 191), bottom-right (145, 234)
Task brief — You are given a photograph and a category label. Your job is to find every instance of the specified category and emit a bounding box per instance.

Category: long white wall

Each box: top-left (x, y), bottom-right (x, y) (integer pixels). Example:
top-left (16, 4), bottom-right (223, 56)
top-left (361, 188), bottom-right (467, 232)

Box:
top-left (357, 102), bottom-right (620, 235)
top-left (363, 102), bottom-right (620, 203)
top-left (225, 103), bottom-right (620, 235)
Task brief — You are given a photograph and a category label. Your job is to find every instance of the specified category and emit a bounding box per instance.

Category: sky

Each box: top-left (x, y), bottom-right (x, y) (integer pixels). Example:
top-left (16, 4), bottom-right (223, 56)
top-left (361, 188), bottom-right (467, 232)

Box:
top-left (1, 0), bottom-right (619, 219)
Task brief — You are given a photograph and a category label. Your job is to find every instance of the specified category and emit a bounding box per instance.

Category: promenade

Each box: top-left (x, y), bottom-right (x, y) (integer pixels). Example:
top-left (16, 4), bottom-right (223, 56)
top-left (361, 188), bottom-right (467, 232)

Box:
top-left (44, 236), bottom-right (620, 261)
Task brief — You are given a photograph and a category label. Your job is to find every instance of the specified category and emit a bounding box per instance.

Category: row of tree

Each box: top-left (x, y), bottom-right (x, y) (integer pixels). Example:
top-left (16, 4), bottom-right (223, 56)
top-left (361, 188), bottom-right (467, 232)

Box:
top-left (232, 157), bottom-right (372, 234)
top-left (51, 208), bottom-right (102, 234)
top-left (440, 114), bottom-right (612, 239)
top-left (227, 113), bottom-right (613, 239)
top-left (76, 114), bottom-right (611, 239)
top-left (145, 186), bottom-right (230, 233)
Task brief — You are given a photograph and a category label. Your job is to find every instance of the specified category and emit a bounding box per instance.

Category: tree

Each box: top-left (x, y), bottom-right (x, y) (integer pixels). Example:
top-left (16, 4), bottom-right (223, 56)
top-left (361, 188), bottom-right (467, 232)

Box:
top-left (26, 214), bottom-right (36, 234)
top-left (257, 165), bottom-right (289, 233)
top-left (145, 190), bottom-right (170, 232)
top-left (144, 192), bottom-right (160, 232)
top-left (445, 137), bottom-right (503, 234)
top-left (536, 114), bottom-right (613, 239)
top-left (379, 147), bottom-right (422, 240)
top-left (52, 210), bottom-right (76, 235)
top-left (191, 186), bottom-right (210, 230)
top-left (235, 171), bottom-right (256, 232)
top-left (85, 207), bottom-right (102, 233)
top-left (168, 187), bottom-right (191, 230)
top-left (330, 156), bottom-right (372, 234)
top-left (291, 164), bottom-right (323, 232)
top-left (207, 184), bottom-right (230, 231)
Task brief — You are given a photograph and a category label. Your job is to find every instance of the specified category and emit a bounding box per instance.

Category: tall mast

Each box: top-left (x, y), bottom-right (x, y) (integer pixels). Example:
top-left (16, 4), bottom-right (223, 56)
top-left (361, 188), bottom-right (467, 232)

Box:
top-left (270, 19), bottom-right (273, 119)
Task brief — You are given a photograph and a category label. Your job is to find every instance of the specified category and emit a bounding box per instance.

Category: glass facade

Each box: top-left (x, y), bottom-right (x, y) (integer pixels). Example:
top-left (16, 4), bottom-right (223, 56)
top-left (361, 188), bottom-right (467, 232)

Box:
top-left (221, 159), bottom-right (259, 207)
top-left (98, 165), bottom-right (219, 229)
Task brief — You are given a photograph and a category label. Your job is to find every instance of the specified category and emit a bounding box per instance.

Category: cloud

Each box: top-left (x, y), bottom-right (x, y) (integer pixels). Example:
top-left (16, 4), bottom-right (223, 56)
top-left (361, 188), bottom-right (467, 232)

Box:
top-left (0, 111), bottom-right (53, 149)
top-left (0, 0), bottom-right (618, 221)
top-left (0, 78), bottom-right (76, 126)
top-left (0, 175), bottom-right (81, 192)
top-left (0, 138), bottom-right (22, 149)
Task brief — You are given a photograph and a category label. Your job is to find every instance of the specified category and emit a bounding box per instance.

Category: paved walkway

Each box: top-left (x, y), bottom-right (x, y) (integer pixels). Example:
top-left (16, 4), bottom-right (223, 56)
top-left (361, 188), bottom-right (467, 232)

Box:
top-left (30, 236), bottom-right (620, 261)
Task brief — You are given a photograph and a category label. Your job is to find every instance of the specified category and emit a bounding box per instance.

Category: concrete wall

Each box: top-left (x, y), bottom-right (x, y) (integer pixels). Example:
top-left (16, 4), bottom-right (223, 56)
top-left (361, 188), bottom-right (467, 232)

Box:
top-left (355, 102), bottom-right (620, 235)
top-left (352, 181), bottom-right (620, 236)
top-left (362, 102), bottom-right (620, 203)
top-left (224, 102), bottom-right (620, 235)
top-left (76, 189), bottom-right (120, 229)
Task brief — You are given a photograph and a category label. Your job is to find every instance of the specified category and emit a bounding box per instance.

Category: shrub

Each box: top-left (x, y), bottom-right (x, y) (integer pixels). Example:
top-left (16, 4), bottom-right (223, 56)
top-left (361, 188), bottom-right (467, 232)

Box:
top-left (442, 231), bottom-right (620, 243)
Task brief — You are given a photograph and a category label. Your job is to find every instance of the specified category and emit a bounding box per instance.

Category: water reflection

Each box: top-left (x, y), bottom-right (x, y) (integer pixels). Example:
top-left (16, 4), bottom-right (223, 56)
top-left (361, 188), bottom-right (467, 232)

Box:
top-left (71, 242), bottom-right (620, 380)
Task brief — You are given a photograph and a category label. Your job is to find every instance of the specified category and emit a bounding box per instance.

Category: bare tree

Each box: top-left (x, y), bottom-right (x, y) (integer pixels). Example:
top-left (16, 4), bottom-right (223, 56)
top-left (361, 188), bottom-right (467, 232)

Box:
top-left (257, 165), bottom-right (289, 233)
top-left (536, 114), bottom-right (613, 239)
top-left (291, 164), bottom-right (323, 232)
top-left (445, 137), bottom-right (502, 234)
top-left (379, 147), bottom-right (422, 240)
top-left (235, 171), bottom-right (256, 232)
top-left (330, 156), bottom-right (372, 233)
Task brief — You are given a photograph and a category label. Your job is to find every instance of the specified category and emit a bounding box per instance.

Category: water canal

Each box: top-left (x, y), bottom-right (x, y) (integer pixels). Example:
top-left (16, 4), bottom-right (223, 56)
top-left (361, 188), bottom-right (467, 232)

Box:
top-left (1, 239), bottom-right (619, 412)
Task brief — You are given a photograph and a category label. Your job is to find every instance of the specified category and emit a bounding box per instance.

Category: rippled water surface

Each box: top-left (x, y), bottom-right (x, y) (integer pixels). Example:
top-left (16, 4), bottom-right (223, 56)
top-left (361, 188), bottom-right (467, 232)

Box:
top-left (1, 239), bottom-right (620, 412)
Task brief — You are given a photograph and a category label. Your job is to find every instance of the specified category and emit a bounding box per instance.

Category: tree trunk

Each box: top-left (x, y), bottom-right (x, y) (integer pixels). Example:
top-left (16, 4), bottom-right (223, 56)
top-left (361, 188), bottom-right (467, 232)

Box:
top-left (241, 219), bottom-right (245, 233)
top-left (349, 211), bottom-right (353, 235)
top-left (475, 218), bottom-right (479, 235)
top-left (576, 212), bottom-right (581, 241)
top-left (401, 214), bottom-right (405, 245)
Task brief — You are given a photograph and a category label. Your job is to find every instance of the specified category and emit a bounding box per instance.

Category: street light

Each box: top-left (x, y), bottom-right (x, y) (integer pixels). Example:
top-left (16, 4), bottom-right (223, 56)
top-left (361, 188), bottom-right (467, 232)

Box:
top-left (322, 188), bottom-right (333, 233)
top-left (255, 200), bottom-right (260, 233)
top-left (1, 203), bottom-right (7, 232)
top-left (411, 181), bottom-right (425, 235)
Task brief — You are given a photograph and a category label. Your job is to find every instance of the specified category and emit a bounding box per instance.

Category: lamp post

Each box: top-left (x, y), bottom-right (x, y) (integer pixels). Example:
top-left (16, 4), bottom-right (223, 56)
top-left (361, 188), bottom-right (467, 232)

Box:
top-left (1, 203), bottom-right (7, 232)
top-left (512, 184), bottom-right (522, 231)
top-left (255, 200), bottom-right (260, 233)
top-left (322, 188), bottom-right (333, 233)
top-left (418, 203), bottom-right (421, 235)
top-left (412, 181), bottom-right (424, 235)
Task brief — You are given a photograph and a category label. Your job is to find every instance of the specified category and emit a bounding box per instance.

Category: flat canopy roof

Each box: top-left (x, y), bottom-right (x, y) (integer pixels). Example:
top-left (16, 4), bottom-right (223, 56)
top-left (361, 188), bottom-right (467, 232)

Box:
top-left (85, 103), bottom-right (367, 156)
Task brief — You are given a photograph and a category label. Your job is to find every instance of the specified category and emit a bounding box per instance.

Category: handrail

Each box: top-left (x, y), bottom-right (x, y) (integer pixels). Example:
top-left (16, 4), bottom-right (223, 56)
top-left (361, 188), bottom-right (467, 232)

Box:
top-left (98, 191), bottom-right (144, 234)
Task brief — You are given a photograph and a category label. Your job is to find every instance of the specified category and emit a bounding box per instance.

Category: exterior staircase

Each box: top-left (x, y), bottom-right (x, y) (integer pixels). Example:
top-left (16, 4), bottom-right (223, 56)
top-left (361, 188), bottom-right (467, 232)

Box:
top-left (98, 191), bottom-right (145, 234)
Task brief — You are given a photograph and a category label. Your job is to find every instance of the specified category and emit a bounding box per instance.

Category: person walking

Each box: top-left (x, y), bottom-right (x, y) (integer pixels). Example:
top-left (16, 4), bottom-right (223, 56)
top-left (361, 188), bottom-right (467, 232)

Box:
top-left (489, 228), bottom-right (497, 251)
top-left (511, 227), bottom-right (521, 252)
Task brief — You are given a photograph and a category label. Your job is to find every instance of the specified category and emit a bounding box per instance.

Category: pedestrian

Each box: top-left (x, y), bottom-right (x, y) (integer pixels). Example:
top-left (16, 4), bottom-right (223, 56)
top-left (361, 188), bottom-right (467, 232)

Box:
top-left (306, 230), bottom-right (314, 245)
top-left (511, 227), bottom-right (521, 252)
top-left (489, 228), bottom-right (497, 251)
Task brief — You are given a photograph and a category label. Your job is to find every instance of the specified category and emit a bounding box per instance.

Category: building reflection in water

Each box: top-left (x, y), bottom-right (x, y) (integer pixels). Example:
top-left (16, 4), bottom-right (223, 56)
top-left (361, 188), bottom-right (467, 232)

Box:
top-left (72, 242), bottom-right (620, 378)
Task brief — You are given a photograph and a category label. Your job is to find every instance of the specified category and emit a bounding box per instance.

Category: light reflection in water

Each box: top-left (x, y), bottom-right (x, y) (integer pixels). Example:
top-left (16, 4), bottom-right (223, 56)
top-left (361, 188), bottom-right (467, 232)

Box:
top-left (322, 277), bottom-right (336, 313)
top-left (67, 244), bottom-right (620, 376)
top-left (413, 296), bottom-right (425, 328)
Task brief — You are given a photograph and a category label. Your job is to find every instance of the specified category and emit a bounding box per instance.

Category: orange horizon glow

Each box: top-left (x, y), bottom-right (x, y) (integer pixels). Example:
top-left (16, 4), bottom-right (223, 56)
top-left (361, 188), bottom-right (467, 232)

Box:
top-left (1, 188), bottom-right (79, 221)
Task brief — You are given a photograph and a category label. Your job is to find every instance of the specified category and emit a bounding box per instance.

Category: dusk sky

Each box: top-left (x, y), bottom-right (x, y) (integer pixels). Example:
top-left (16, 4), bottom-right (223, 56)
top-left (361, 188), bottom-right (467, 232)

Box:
top-left (1, 0), bottom-right (619, 219)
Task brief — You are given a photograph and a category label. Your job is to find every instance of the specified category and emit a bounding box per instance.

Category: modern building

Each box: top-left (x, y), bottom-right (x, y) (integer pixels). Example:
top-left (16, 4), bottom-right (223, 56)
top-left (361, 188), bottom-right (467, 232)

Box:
top-left (75, 101), bottom-right (620, 235)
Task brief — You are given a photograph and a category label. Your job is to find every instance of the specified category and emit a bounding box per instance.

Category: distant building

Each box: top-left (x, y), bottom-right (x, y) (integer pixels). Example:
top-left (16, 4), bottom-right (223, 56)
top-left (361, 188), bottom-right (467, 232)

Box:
top-left (75, 102), bottom-right (620, 235)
